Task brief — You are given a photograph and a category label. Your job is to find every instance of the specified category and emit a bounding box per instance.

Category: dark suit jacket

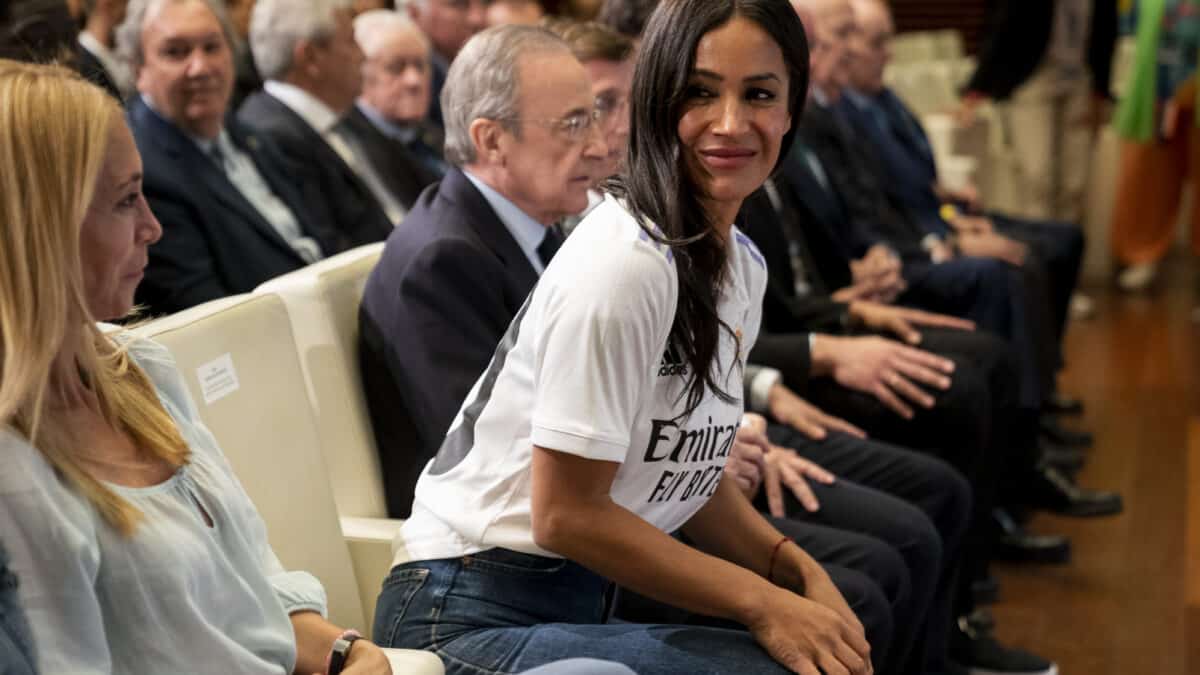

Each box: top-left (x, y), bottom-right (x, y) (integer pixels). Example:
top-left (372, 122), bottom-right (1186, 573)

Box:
top-left (797, 102), bottom-right (932, 260)
top-left (359, 168), bottom-right (540, 518)
top-left (737, 187), bottom-right (852, 395)
top-left (966, 0), bottom-right (1118, 101)
top-left (127, 98), bottom-right (335, 316)
top-left (237, 90), bottom-right (395, 251)
top-left (340, 104), bottom-right (441, 211)
top-left (837, 93), bottom-right (947, 236)
top-left (76, 44), bottom-right (121, 100)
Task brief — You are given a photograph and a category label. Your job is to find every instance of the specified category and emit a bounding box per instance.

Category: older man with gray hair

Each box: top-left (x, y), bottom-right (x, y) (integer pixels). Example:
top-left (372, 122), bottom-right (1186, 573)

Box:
top-left (117, 0), bottom-right (346, 315)
top-left (238, 0), bottom-right (400, 245)
top-left (338, 9), bottom-right (444, 208)
top-left (398, 0), bottom-right (489, 127)
top-left (358, 24), bottom-right (608, 519)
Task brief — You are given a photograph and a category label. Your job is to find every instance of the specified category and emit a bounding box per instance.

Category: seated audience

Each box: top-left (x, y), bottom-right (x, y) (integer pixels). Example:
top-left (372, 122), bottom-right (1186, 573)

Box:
top-left (342, 8), bottom-right (445, 204)
top-left (841, 0), bottom-right (1087, 406)
top-left (550, 18), bottom-right (970, 674)
top-left (76, 0), bottom-right (133, 99)
top-left (0, 540), bottom-right (35, 675)
top-left (358, 23), bottom-right (608, 519)
top-left (0, 57), bottom-right (395, 675)
top-left (0, 56), bottom-right (640, 675)
top-left (487, 0), bottom-right (546, 26)
top-left (375, 8), bottom-right (878, 674)
top-left (240, 0), bottom-right (403, 233)
top-left (117, 0), bottom-right (339, 316)
top-left (402, 0), bottom-right (489, 127)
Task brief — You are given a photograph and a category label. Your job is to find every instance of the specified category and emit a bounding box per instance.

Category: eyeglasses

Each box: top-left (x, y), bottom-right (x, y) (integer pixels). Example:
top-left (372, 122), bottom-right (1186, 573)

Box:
top-left (594, 92), bottom-right (629, 124)
top-left (503, 108), bottom-right (603, 142)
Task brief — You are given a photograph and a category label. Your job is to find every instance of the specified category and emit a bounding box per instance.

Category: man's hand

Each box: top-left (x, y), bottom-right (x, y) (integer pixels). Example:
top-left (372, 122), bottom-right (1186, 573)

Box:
top-left (957, 232), bottom-right (1028, 267)
top-left (812, 335), bottom-right (957, 420)
top-left (845, 245), bottom-right (906, 304)
top-left (767, 384), bottom-right (866, 442)
top-left (763, 445), bottom-right (836, 515)
top-left (1077, 92), bottom-right (1113, 136)
top-left (849, 300), bottom-right (975, 345)
top-left (725, 417), bottom-right (771, 499)
top-left (948, 214), bottom-right (993, 236)
top-left (954, 94), bottom-right (987, 127)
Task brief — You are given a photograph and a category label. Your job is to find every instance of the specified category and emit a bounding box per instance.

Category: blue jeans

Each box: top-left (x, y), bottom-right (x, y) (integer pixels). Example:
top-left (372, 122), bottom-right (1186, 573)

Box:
top-left (373, 548), bottom-right (791, 675)
top-left (0, 542), bottom-right (36, 674)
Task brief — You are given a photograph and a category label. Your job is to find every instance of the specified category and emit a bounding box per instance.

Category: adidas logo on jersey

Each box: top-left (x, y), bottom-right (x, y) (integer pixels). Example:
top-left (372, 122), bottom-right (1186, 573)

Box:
top-left (658, 342), bottom-right (688, 377)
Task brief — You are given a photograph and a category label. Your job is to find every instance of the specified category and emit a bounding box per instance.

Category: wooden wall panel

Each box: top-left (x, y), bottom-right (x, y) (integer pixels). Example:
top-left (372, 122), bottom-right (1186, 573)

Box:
top-left (888, 0), bottom-right (989, 54)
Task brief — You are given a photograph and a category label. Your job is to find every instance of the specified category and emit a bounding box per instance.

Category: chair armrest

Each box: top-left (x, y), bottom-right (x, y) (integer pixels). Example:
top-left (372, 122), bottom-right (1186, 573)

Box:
top-left (341, 516), bottom-right (405, 639)
top-left (382, 648), bottom-right (444, 675)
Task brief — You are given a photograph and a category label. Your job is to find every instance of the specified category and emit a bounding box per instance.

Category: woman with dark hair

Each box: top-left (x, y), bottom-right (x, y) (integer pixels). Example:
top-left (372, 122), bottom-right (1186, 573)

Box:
top-left (373, 0), bottom-right (874, 673)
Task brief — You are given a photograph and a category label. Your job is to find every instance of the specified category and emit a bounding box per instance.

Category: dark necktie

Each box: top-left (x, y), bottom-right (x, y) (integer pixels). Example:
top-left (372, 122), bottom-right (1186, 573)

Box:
top-left (537, 224), bottom-right (564, 268)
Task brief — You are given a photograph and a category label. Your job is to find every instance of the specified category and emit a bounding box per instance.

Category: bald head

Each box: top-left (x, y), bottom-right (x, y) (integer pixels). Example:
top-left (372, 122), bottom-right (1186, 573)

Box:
top-left (846, 0), bottom-right (893, 94)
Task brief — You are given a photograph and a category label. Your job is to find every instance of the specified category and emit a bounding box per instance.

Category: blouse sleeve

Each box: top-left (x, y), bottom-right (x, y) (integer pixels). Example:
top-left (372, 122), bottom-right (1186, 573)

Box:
top-left (127, 337), bottom-right (330, 618)
top-left (529, 237), bottom-right (677, 462)
top-left (0, 435), bottom-right (112, 674)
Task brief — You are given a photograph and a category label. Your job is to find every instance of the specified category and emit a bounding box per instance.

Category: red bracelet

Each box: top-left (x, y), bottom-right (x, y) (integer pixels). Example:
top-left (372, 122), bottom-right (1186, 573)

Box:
top-left (767, 536), bottom-right (793, 584)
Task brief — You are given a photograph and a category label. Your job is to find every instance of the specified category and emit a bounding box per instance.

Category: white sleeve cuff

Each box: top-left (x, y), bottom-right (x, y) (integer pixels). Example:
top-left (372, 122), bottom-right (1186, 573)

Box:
top-left (748, 367), bottom-right (783, 414)
top-left (530, 424), bottom-right (629, 464)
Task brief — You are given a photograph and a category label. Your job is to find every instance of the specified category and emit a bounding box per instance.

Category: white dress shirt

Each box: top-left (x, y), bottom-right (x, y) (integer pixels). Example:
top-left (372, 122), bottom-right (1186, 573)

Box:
top-left (262, 81), bottom-right (406, 224)
top-left (193, 130), bottom-right (324, 264)
top-left (463, 170), bottom-right (551, 275)
top-left (77, 31), bottom-right (133, 98)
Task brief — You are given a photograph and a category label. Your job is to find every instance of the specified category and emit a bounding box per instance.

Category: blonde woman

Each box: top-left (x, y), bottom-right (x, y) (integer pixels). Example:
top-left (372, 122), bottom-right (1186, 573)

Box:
top-left (0, 60), bottom-right (392, 675)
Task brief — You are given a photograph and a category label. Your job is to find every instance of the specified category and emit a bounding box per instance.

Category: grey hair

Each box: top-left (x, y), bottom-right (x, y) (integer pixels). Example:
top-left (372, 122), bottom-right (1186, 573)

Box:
top-left (115, 0), bottom-right (239, 71)
top-left (441, 24), bottom-right (570, 167)
top-left (249, 0), bottom-right (354, 82)
top-left (353, 9), bottom-right (430, 58)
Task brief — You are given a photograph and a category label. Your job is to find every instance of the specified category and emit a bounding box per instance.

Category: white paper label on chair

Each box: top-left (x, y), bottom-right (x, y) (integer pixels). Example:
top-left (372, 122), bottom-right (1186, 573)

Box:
top-left (197, 354), bottom-right (240, 405)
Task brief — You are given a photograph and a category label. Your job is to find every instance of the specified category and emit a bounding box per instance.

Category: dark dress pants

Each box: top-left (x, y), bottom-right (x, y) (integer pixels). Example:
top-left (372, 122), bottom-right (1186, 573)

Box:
top-left (764, 427), bottom-right (972, 675)
top-left (991, 214), bottom-right (1085, 346)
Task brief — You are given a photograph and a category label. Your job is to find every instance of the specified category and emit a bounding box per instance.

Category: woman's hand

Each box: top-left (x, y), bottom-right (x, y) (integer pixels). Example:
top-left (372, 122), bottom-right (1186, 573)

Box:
top-left (747, 589), bottom-right (872, 675)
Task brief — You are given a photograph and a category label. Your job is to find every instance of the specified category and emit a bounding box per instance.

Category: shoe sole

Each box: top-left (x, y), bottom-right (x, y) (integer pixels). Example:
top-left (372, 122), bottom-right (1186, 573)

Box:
top-left (1052, 497), bottom-right (1124, 518)
top-left (968, 665), bottom-right (1058, 675)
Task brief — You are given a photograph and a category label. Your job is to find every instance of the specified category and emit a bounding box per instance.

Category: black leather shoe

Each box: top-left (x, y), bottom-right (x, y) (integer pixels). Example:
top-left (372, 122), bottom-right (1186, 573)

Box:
top-left (1039, 444), bottom-right (1087, 472)
top-left (1029, 465), bottom-right (1124, 517)
top-left (1045, 392), bottom-right (1084, 416)
top-left (972, 576), bottom-right (1000, 605)
top-left (950, 609), bottom-right (1058, 674)
top-left (991, 508), bottom-right (1071, 564)
top-left (1039, 416), bottom-right (1094, 448)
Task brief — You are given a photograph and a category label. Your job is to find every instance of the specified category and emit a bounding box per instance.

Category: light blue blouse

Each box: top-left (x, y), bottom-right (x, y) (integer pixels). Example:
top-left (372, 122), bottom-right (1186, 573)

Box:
top-left (0, 337), bottom-right (327, 674)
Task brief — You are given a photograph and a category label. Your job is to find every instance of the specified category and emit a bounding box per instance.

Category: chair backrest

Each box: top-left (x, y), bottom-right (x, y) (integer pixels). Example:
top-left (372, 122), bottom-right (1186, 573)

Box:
top-left (255, 243), bottom-right (390, 519)
top-left (131, 294), bottom-right (367, 630)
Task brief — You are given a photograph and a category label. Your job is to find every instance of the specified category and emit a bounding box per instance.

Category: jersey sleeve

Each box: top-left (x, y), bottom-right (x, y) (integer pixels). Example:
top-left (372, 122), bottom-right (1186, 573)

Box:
top-left (529, 237), bottom-right (676, 463)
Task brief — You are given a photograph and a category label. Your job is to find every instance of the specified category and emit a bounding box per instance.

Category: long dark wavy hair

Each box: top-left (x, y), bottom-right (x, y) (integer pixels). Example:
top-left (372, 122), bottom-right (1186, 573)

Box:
top-left (611, 0), bottom-right (809, 416)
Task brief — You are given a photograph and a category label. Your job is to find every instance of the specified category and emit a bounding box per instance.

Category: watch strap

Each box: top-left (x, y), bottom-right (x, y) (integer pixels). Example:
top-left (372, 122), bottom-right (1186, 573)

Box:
top-left (326, 629), bottom-right (363, 675)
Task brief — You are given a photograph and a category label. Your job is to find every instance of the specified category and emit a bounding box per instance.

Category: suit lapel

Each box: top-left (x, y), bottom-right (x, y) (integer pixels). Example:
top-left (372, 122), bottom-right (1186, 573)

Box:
top-left (130, 100), bottom-right (302, 261)
top-left (440, 169), bottom-right (539, 293)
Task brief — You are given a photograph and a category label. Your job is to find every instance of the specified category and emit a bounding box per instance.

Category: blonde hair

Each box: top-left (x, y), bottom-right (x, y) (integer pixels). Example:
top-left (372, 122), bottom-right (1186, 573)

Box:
top-left (0, 59), bottom-right (189, 536)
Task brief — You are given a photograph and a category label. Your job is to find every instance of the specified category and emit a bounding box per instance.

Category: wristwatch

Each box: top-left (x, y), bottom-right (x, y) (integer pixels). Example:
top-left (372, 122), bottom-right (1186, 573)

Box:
top-left (327, 629), bottom-right (363, 675)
